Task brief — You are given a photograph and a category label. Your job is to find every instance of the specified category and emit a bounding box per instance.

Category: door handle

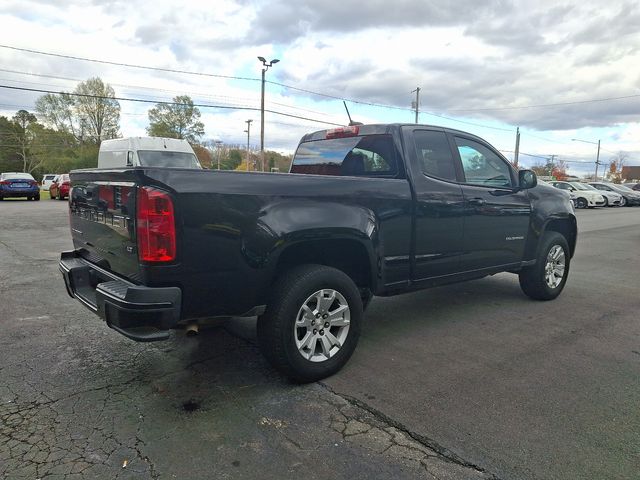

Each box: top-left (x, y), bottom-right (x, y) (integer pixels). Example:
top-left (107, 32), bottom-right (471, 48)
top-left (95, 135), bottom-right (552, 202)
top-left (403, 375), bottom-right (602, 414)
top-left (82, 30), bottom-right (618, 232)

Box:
top-left (468, 198), bottom-right (486, 206)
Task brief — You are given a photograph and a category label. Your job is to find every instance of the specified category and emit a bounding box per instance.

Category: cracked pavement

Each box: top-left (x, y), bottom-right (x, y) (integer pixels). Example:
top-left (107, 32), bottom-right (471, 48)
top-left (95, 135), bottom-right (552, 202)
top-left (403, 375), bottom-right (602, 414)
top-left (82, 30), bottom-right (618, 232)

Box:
top-left (1, 200), bottom-right (488, 480)
top-left (2, 200), bottom-right (640, 479)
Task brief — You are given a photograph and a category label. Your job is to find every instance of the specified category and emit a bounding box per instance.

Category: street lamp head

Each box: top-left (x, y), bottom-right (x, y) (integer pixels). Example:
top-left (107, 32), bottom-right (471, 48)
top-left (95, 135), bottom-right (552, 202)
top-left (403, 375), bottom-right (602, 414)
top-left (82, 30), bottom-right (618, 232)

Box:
top-left (270, 59), bottom-right (280, 65)
top-left (257, 56), bottom-right (266, 63)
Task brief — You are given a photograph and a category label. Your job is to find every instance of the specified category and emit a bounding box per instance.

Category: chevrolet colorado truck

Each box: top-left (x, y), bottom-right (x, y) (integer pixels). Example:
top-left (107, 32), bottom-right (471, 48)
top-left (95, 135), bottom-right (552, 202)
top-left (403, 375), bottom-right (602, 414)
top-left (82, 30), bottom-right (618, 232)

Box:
top-left (60, 124), bottom-right (577, 382)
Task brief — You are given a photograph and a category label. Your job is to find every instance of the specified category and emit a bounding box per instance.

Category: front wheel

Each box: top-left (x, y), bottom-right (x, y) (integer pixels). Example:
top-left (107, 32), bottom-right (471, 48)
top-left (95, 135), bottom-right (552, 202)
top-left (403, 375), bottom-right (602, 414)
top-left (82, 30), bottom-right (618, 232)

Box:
top-left (576, 197), bottom-right (587, 209)
top-left (519, 232), bottom-right (570, 301)
top-left (602, 197), bottom-right (609, 207)
top-left (258, 264), bottom-right (362, 383)
top-left (620, 196), bottom-right (628, 207)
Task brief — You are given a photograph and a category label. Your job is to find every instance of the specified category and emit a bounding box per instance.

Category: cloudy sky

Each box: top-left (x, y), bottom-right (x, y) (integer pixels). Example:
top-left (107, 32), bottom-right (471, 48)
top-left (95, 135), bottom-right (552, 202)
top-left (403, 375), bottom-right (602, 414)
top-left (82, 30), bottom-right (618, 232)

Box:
top-left (1, 0), bottom-right (639, 175)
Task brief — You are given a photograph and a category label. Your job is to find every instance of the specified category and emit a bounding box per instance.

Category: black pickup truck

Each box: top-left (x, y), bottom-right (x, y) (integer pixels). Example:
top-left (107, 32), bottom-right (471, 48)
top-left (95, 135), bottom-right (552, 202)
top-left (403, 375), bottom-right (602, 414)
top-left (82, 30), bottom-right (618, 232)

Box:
top-left (60, 124), bottom-right (576, 382)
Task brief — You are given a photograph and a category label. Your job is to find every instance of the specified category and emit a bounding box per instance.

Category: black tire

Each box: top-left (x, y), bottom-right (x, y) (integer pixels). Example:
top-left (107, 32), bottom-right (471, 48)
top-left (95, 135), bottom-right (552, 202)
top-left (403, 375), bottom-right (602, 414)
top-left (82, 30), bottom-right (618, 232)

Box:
top-left (519, 231), bottom-right (570, 301)
top-left (602, 197), bottom-right (609, 207)
top-left (576, 197), bottom-right (587, 209)
top-left (34, 195), bottom-right (40, 201)
top-left (257, 264), bottom-right (363, 383)
top-left (58, 194), bottom-right (65, 201)
top-left (0, 196), bottom-right (3, 201)
top-left (621, 196), bottom-right (629, 207)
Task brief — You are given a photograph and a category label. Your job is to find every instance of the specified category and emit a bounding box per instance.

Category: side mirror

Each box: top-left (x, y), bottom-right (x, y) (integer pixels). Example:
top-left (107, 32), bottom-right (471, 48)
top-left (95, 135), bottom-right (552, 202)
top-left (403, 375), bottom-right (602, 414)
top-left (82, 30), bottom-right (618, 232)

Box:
top-left (518, 169), bottom-right (537, 189)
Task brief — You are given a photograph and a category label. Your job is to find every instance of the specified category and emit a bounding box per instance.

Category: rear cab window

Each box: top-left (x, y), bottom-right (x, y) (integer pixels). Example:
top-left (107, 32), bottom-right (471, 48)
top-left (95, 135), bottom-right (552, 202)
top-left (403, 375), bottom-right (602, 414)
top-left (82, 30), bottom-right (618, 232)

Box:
top-left (291, 133), bottom-right (399, 178)
top-left (137, 151), bottom-right (202, 169)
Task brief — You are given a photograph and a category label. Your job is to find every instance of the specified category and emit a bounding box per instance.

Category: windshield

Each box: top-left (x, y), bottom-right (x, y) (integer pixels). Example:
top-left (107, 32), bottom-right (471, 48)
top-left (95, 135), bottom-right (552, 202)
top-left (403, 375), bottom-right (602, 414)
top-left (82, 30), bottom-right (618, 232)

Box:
top-left (582, 184), bottom-right (598, 191)
top-left (569, 182), bottom-right (589, 191)
top-left (137, 150), bottom-right (202, 169)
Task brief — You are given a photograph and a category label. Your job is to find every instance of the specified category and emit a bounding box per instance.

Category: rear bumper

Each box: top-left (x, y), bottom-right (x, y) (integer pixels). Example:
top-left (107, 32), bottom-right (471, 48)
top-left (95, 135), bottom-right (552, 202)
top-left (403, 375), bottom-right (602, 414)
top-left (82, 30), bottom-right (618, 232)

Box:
top-left (0, 187), bottom-right (39, 198)
top-left (59, 250), bottom-right (181, 342)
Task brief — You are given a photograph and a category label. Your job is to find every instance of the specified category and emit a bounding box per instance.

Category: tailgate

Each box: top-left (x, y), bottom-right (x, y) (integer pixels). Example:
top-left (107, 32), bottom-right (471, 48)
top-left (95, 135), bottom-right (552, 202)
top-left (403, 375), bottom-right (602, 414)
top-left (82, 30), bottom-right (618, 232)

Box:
top-left (69, 170), bottom-right (141, 282)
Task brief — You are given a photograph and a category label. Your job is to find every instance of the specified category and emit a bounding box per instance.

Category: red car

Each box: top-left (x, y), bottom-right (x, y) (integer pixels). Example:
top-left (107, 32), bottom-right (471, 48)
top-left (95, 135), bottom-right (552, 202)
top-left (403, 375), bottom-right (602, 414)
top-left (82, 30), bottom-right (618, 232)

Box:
top-left (49, 174), bottom-right (70, 200)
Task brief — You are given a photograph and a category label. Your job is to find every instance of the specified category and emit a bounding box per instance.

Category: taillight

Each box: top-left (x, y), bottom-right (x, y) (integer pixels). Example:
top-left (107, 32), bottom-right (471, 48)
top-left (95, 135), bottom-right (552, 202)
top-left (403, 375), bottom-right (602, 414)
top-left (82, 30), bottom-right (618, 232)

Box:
top-left (136, 186), bottom-right (176, 263)
top-left (29, 180), bottom-right (38, 186)
top-left (0, 180), bottom-right (9, 185)
top-left (326, 126), bottom-right (359, 139)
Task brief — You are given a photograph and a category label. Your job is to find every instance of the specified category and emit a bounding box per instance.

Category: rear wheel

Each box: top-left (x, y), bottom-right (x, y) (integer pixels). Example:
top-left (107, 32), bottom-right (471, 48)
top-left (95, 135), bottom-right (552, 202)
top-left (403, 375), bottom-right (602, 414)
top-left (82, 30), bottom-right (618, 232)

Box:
top-left (58, 194), bottom-right (65, 201)
top-left (34, 194), bottom-right (40, 201)
top-left (576, 197), bottom-right (587, 209)
top-left (519, 232), bottom-right (570, 301)
top-left (258, 264), bottom-right (362, 383)
top-left (602, 197), bottom-right (609, 207)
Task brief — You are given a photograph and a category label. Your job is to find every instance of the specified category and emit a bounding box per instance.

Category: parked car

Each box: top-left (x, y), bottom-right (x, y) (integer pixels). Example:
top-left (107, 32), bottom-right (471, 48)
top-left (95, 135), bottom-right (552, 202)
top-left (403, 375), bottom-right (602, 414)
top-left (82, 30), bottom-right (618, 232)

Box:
top-left (49, 174), bottom-right (70, 200)
top-left (60, 123), bottom-right (576, 382)
top-left (550, 181), bottom-right (605, 208)
top-left (0, 172), bottom-right (40, 200)
top-left (580, 183), bottom-right (622, 207)
top-left (622, 182), bottom-right (640, 191)
top-left (41, 174), bottom-right (58, 191)
top-left (588, 182), bottom-right (640, 206)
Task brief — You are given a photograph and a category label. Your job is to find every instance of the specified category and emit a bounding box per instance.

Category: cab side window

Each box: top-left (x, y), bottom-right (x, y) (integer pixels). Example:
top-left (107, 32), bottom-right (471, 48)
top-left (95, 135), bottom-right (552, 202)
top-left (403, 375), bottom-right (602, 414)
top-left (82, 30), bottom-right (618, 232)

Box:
top-left (413, 130), bottom-right (457, 181)
top-left (455, 137), bottom-right (514, 188)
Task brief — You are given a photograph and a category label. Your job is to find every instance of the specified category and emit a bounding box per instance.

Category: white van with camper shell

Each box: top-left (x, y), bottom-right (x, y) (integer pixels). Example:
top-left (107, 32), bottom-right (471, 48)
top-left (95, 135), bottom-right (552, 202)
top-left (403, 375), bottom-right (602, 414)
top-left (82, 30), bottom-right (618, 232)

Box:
top-left (98, 137), bottom-right (202, 169)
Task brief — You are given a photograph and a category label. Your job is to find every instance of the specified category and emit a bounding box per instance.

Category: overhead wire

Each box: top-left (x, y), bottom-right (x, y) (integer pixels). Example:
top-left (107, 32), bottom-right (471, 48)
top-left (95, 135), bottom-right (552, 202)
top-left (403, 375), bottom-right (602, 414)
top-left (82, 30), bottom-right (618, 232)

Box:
top-left (0, 84), bottom-right (345, 127)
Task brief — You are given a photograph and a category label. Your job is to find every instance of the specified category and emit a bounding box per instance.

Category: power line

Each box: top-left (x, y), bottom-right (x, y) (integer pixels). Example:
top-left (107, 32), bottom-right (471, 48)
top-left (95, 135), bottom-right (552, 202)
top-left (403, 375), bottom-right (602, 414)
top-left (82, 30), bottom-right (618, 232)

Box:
top-left (0, 44), bottom-right (258, 83)
top-left (0, 84), bottom-right (344, 127)
top-left (424, 111), bottom-right (514, 132)
top-left (448, 93), bottom-right (640, 112)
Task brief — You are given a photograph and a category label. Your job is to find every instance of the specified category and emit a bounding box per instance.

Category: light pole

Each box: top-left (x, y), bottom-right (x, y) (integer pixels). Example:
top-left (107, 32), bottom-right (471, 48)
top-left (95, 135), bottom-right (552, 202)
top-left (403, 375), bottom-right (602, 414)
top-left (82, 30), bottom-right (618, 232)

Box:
top-left (215, 140), bottom-right (223, 170)
top-left (244, 119), bottom-right (253, 171)
top-left (572, 138), bottom-right (601, 180)
top-left (258, 56), bottom-right (279, 172)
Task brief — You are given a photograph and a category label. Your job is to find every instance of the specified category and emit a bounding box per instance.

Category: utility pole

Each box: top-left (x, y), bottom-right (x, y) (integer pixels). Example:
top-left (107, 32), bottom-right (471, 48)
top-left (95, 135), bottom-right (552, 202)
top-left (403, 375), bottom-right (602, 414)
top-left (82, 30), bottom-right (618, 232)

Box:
top-left (572, 138), bottom-right (601, 181)
top-left (258, 57), bottom-right (280, 172)
top-left (411, 87), bottom-right (420, 123)
top-left (548, 154), bottom-right (557, 177)
top-left (595, 139), bottom-right (601, 180)
top-left (513, 127), bottom-right (520, 168)
top-left (244, 119), bottom-right (253, 171)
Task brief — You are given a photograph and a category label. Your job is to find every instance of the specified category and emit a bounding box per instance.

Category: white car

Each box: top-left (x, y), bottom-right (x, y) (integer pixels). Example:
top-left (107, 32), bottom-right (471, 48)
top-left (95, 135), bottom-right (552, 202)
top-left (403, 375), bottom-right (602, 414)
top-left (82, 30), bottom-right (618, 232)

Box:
top-left (580, 183), bottom-right (622, 207)
top-left (41, 174), bottom-right (58, 191)
top-left (551, 181), bottom-right (605, 208)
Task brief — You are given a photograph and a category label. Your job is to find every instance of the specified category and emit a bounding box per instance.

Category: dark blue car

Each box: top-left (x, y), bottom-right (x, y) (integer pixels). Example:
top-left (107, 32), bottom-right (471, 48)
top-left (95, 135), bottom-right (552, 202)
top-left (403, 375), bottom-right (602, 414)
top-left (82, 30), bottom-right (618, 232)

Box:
top-left (0, 172), bottom-right (40, 201)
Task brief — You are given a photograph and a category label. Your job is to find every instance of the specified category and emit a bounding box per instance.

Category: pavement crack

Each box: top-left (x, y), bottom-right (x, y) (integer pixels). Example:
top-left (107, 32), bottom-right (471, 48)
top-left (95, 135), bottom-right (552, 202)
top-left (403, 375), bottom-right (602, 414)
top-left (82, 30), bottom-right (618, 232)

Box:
top-left (319, 381), bottom-right (500, 479)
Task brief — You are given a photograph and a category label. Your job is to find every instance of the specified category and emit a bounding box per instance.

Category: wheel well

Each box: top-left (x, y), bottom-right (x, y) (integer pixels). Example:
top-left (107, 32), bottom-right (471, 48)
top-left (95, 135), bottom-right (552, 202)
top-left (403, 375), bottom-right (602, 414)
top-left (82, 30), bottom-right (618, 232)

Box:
top-left (275, 239), bottom-right (373, 290)
top-left (545, 218), bottom-right (577, 257)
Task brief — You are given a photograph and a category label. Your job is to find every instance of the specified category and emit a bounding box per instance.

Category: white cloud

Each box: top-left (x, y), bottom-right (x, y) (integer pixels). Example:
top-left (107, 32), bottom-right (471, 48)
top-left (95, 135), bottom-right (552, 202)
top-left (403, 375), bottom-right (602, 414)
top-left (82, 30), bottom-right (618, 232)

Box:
top-left (0, 0), bottom-right (638, 164)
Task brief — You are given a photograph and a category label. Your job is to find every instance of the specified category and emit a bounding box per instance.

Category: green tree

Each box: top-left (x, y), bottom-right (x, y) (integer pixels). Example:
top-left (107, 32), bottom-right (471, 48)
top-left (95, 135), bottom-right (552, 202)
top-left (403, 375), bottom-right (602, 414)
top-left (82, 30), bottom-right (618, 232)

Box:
top-left (220, 149), bottom-right (242, 170)
top-left (147, 95), bottom-right (205, 142)
top-left (74, 77), bottom-right (120, 143)
top-left (35, 92), bottom-right (79, 140)
top-left (0, 115), bottom-right (21, 172)
top-left (10, 110), bottom-right (41, 173)
top-left (35, 77), bottom-right (120, 144)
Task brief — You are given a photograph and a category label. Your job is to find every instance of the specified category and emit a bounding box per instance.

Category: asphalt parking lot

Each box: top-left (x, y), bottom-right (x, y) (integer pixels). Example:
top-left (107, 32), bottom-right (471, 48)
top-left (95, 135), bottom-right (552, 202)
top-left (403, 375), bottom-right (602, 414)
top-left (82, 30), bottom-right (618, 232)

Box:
top-left (1, 199), bottom-right (639, 480)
